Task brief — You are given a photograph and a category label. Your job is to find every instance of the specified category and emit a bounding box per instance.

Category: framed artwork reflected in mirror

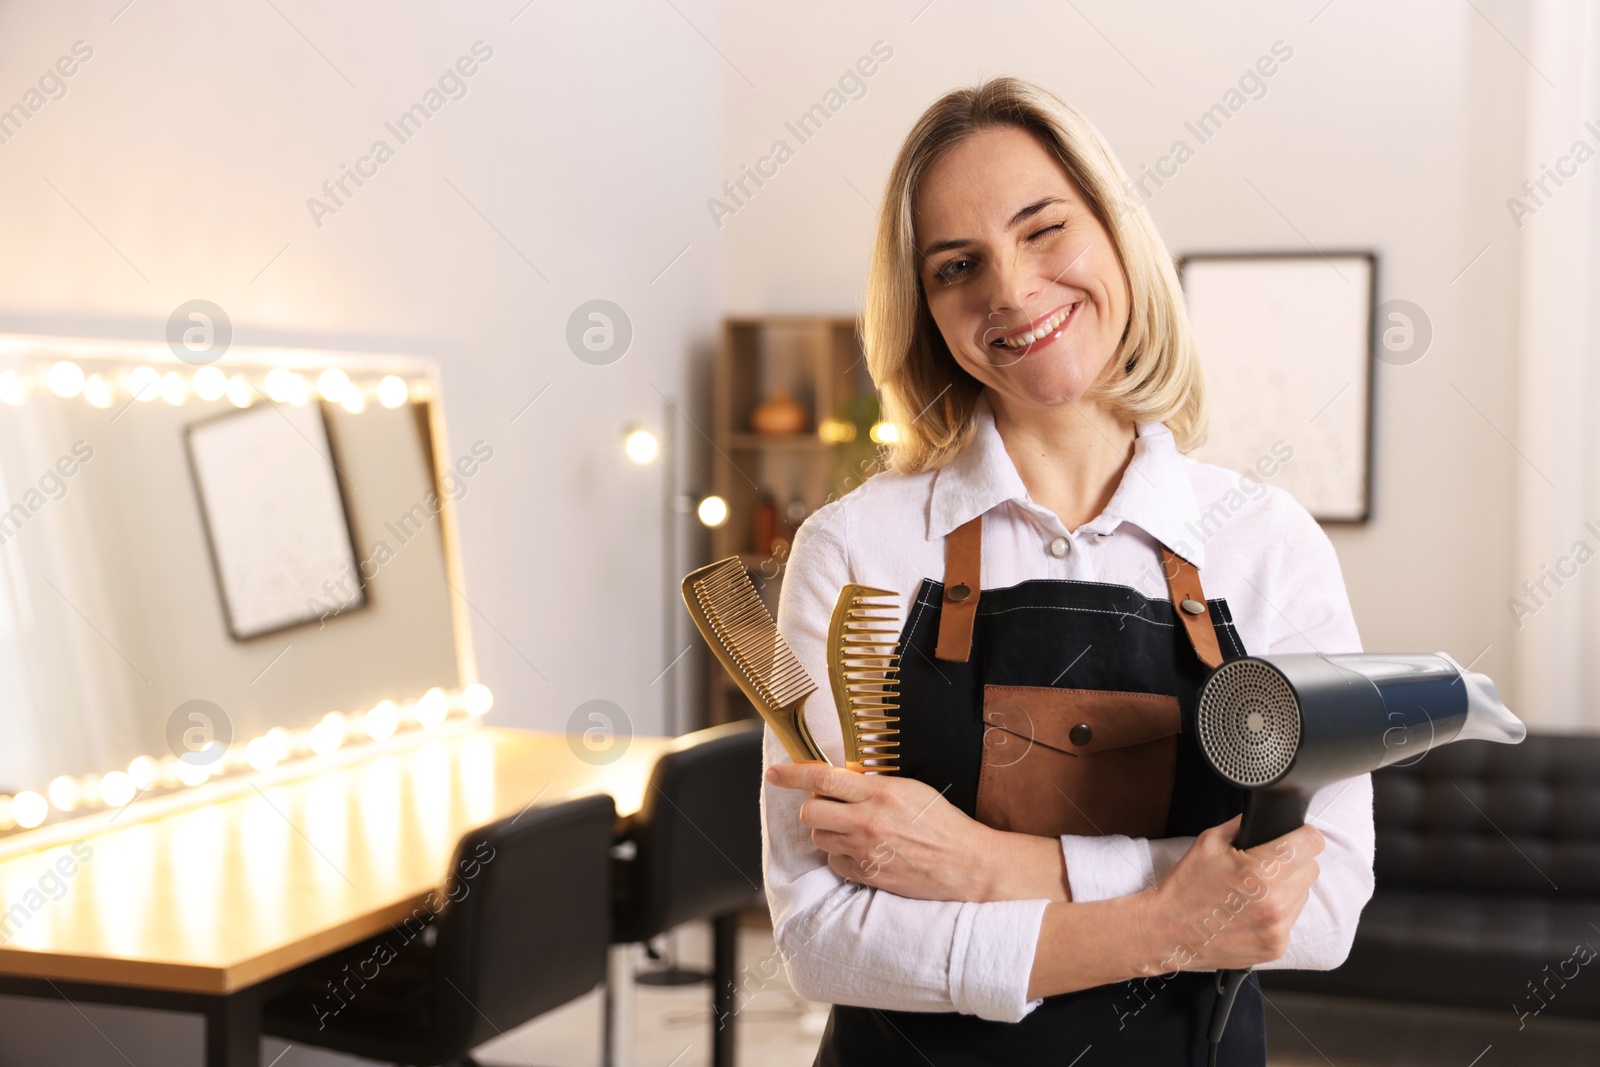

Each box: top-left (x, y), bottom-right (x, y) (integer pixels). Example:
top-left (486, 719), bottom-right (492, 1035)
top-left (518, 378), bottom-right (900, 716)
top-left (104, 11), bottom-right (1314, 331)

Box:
top-left (185, 401), bottom-right (366, 641)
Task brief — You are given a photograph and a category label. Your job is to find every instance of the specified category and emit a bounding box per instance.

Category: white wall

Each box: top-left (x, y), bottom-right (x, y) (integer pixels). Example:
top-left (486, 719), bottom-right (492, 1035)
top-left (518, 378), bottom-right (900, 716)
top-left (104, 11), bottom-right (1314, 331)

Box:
top-left (1508, 0), bottom-right (1600, 733)
top-left (718, 0), bottom-right (1547, 720)
top-left (0, 0), bottom-right (720, 1062)
top-left (0, 0), bottom-right (723, 746)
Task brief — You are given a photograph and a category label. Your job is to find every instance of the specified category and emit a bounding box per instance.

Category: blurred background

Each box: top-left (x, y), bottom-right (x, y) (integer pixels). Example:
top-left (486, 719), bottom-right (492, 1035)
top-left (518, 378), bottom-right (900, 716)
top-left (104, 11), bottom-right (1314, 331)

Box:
top-left (1, 0), bottom-right (1577, 746)
top-left (0, 0), bottom-right (1596, 1064)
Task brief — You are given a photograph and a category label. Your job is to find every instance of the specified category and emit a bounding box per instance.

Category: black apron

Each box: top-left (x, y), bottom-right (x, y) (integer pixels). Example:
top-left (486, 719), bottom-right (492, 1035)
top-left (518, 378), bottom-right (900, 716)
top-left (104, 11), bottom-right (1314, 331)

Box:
top-left (814, 512), bottom-right (1268, 1067)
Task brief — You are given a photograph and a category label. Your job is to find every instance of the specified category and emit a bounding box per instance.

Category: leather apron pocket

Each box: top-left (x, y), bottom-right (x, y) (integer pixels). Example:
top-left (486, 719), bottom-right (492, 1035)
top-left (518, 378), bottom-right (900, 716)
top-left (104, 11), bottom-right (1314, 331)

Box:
top-left (975, 685), bottom-right (1181, 839)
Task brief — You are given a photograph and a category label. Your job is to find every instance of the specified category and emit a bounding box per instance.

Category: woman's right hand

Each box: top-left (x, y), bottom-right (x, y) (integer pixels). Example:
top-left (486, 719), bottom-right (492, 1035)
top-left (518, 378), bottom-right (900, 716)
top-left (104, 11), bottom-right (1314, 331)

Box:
top-left (1135, 813), bottom-right (1325, 974)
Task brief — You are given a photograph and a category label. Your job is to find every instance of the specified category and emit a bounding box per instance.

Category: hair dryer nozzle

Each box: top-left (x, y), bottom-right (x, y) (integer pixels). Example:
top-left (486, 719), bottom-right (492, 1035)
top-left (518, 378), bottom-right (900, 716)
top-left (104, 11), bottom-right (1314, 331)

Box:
top-left (1197, 652), bottom-right (1527, 792)
top-left (1434, 650), bottom-right (1526, 743)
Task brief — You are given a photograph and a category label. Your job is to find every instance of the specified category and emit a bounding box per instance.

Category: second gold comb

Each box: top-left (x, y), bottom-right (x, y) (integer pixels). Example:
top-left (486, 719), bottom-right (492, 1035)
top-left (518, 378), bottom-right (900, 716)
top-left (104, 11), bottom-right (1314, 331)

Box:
top-left (826, 584), bottom-right (903, 774)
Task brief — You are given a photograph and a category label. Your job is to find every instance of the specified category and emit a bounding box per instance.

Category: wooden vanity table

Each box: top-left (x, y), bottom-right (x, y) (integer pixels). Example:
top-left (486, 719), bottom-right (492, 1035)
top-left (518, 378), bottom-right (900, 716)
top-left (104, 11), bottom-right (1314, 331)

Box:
top-left (0, 726), bottom-right (672, 1066)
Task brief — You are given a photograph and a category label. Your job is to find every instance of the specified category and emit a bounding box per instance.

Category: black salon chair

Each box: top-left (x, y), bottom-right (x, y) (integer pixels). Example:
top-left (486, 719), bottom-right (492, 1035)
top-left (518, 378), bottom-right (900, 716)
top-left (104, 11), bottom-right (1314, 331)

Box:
top-left (605, 719), bottom-right (764, 1067)
top-left (262, 792), bottom-right (617, 1067)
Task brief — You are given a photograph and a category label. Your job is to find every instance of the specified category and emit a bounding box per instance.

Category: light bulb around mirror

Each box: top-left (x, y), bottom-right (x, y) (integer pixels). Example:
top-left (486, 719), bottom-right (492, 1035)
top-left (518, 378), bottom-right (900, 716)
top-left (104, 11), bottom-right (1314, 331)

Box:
top-left (128, 756), bottom-right (159, 790)
top-left (47, 775), bottom-right (81, 812)
top-left (416, 687), bottom-right (449, 729)
top-left (129, 365), bottom-right (161, 402)
top-left (160, 371), bottom-right (188, 406)
top-left (463, 683), bottom-right (493, 717)
top-left (47, 361), bottom-right (85, 398)
top-left (377, 375), bottom-right (409, 409)
top-left (176, 760), bottom-right (210, 787)
top-left (263, 367), bottom-right (293, 403)
top-left (0, 369), bottom-right (25, 405)
top-left (245, 736), bottom-right (280, 771)
top-left (226, 373), bottom-right (254, 408)
top-left (83, 373), bottom-right (115, 409)
top-left (366, 700), bottom-right (398, 740)
top-left (193, 365), bottom-right (228, 402)
top-left (310, 713), bottom-right (346, 757)
top-left (12, 791), bottom-right (47, 829)
top-left (267, 726), bottom-right (292, 763)
top-left (317, 368), bottom-right (352, 404)
top-left (98, 771), bottom-right (136, 809)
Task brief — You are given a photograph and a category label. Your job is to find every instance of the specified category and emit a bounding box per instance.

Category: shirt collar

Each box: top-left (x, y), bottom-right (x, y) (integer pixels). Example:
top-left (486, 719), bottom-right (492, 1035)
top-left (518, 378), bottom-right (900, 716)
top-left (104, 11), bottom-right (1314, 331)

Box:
top-left (926, 390), bottom-right (1207, 568)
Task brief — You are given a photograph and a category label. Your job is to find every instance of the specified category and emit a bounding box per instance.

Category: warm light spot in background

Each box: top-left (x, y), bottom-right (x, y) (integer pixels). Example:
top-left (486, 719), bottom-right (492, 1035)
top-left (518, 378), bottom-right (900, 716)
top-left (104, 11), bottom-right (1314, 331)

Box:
top-left (624, 427), bottom-right (660, 464)
top-left (697, 495), bottom-right (729, 527)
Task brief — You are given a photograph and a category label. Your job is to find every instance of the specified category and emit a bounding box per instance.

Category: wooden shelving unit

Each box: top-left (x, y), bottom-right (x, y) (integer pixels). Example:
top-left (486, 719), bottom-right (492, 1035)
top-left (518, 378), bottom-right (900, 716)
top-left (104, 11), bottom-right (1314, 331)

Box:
top-left (704, 315), bottom-right (881, 728)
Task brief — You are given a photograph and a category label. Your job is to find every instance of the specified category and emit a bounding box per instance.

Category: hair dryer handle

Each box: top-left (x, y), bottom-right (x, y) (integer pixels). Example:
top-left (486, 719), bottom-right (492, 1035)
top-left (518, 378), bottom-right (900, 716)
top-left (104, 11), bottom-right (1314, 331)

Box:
top-left (1235, 786), bottom-right (1313, 851)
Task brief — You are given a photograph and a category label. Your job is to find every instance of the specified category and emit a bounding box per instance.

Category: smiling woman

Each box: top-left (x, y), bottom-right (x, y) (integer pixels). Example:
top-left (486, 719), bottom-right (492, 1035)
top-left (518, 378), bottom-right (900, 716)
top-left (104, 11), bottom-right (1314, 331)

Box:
top-left (760, 76), bottom-right (1373, 1067)
top-left (865, 85), bottom-right (1205, 488)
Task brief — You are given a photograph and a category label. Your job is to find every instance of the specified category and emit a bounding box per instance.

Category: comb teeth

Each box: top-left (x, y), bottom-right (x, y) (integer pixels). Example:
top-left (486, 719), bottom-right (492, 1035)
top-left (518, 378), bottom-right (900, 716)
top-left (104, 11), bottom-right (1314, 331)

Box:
top-left (828, 584), bottom-right (903, 774)
top-left (690, 559), bottom-right (816, 711)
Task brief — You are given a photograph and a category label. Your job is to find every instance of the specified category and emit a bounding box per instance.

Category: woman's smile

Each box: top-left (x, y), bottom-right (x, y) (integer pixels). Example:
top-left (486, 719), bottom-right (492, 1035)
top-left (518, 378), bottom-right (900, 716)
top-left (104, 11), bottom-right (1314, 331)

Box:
top-left (988, 300), bottom-right (1083, 358)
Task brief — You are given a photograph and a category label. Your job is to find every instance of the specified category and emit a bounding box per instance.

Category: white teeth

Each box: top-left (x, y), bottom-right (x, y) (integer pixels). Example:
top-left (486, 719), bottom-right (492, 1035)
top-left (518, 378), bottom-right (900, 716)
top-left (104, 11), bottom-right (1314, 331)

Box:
top-left (998, 303), bottom-right (1077, 348)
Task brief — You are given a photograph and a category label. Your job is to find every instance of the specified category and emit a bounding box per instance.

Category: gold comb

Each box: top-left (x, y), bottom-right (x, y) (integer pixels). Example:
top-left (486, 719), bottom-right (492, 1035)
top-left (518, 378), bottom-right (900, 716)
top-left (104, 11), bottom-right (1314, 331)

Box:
top-left (681, 557), bottom-right (831, 765)
top-left (827, 584), bottom-right (902, 774)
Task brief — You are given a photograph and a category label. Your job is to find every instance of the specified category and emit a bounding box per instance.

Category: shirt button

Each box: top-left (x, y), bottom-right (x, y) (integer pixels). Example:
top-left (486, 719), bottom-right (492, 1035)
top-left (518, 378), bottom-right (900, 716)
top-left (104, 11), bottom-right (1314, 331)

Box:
top-left (1049, 536), bottom-right (1070, 557)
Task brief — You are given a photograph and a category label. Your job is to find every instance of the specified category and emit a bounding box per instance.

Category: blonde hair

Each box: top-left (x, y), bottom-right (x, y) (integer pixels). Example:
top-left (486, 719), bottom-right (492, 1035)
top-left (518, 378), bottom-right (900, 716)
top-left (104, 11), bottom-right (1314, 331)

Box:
top-left (863, 76), bottom-right (1208, 474)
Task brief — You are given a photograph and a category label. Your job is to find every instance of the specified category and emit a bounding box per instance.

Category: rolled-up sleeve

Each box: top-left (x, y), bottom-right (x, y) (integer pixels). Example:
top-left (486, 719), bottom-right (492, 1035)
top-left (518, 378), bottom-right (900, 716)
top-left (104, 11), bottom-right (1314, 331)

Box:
top-left (762, 504), bottom-right (1050, 1021)
top-left (1059, 490), bottom-right (1375, 972)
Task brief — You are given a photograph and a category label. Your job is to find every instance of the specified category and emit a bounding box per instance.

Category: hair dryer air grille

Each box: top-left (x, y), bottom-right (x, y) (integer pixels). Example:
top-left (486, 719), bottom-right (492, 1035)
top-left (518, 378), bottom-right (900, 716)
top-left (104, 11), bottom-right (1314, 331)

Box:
top-left (1197, 659), bottom-right (1302, 787)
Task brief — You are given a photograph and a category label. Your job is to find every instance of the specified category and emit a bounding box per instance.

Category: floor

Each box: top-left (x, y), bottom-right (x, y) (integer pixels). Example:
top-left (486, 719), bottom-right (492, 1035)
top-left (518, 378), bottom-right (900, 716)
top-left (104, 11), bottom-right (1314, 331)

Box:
top-left (473, 919), bottom-right (824, 1067)
top-left (4, 915), bottom-right (1598, 1065)
top-left (461, 916), bottom-right (1600, 1067)
top-left (1258, 988), bottom-right (1600, 1067)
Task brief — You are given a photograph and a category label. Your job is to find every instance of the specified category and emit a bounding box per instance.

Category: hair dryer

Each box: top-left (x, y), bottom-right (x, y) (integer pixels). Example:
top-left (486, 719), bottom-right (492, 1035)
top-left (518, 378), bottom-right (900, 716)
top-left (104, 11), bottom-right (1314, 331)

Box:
top-left (1193, 651), bottom-right (1526, 1066)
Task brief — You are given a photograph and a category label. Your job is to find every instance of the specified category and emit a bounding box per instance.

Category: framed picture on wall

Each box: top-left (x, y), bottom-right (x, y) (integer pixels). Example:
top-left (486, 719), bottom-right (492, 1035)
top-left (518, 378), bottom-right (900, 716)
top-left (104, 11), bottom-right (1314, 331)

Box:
top-left (1176, 251), bottom-right (1376, 523)
top-left (185, 400), bottom-right (367, 640)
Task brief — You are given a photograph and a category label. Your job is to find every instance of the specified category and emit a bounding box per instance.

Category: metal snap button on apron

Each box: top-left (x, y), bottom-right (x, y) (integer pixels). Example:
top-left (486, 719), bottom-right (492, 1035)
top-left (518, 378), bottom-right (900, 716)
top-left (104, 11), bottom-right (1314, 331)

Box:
top-left (947, 583), bottom-right (971, 602)
top-left (1180, 598), bottom-right (1206, 615)
top-left (1068, 722), bottom-right (1093, 747)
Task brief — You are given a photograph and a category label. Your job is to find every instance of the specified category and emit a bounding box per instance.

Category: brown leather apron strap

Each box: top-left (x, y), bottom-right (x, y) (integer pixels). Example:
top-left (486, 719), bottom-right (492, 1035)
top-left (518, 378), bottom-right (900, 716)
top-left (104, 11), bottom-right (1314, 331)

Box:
top-left (1159, 545), bottom-right (1223, 669)
top-left (934, 514), bottom-right (983, 663)
top-left (936, 517), bottom-right (1221, 669)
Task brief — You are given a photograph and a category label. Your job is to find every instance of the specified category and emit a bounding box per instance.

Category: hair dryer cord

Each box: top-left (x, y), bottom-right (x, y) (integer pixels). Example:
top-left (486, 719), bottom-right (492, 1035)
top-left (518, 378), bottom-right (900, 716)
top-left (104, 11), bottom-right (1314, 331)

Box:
top-left (1207, 966), bottom-right (1250, 1066)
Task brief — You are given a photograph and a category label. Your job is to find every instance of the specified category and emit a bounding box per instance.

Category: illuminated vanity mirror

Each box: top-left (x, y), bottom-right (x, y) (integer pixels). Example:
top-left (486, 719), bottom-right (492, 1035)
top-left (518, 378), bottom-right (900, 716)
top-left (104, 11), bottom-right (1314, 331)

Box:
top-left (0, 335), bottom-right (483, 838)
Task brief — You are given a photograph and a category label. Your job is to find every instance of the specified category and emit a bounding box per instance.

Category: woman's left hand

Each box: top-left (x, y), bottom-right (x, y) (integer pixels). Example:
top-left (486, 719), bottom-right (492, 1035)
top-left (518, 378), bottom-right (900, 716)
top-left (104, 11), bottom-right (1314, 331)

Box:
top-left (765, 762), bottom-right (1069, 903)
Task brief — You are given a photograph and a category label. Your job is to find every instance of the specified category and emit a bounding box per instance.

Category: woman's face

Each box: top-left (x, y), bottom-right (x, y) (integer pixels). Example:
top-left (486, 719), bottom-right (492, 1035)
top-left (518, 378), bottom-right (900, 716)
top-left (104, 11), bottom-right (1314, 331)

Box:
top-left (913, 125), bottom-right (1131, 410)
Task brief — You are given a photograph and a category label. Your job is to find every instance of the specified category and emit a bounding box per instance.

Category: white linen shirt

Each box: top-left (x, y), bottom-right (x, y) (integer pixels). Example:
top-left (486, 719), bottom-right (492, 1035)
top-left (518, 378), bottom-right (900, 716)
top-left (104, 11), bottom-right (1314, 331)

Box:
top-left (762, 389), bottom-right (1376, 1024)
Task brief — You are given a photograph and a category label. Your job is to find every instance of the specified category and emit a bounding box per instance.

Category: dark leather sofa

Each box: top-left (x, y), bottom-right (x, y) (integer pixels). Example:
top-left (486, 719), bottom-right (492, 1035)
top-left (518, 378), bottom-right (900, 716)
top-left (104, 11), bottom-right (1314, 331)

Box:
top-left (1261, 733), bottom-right (1600, 1022)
